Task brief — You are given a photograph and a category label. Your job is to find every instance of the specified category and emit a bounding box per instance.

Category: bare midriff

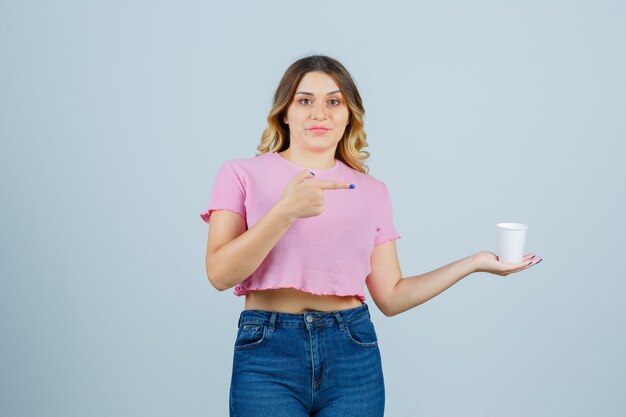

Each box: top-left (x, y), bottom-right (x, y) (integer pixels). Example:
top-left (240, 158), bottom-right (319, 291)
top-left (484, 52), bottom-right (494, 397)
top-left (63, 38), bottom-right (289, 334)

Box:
top-left (244, 287), bottom-right (363, 313)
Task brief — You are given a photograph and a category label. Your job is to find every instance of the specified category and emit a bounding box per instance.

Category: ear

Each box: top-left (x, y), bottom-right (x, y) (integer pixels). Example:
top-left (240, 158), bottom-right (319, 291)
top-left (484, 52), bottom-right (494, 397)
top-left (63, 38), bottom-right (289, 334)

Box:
top-left (283, 114), bottom-right (289, 124)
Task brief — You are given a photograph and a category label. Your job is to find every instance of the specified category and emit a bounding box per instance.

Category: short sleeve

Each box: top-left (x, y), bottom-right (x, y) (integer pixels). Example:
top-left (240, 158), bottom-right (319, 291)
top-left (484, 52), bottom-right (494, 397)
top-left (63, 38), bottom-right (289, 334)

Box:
top-left (374, 182), bottom-right (401, 245)
top-left (200, 161), bottom-right (246, 224)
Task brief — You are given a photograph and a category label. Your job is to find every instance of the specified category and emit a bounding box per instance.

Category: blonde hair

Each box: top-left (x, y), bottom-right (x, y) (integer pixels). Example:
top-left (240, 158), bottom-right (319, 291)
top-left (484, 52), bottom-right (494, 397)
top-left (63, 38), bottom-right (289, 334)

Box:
top-left (255, 55), bottom-right (371, 174)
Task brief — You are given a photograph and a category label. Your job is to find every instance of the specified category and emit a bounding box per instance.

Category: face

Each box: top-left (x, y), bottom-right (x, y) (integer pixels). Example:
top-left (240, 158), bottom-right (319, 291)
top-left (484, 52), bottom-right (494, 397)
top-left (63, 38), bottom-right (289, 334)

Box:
top-left (283, 71), bottom-right (350, 153)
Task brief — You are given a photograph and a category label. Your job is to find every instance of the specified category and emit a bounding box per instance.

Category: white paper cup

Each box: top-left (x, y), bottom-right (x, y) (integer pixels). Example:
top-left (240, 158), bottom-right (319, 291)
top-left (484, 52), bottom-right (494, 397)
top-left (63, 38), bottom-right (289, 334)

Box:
top-left (496, 223), bottom-right (529, 264)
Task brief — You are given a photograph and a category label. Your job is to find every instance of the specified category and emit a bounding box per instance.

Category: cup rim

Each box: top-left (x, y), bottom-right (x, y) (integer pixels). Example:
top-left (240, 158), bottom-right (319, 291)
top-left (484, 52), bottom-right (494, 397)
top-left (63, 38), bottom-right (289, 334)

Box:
top-left (496, 222), bottom-right (529, 230)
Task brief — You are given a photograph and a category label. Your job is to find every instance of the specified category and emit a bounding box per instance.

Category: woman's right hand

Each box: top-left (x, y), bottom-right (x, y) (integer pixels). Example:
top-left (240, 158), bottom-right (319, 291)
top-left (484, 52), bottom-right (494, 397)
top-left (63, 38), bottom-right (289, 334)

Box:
top-left (278, 169), bottom-right (355, 220)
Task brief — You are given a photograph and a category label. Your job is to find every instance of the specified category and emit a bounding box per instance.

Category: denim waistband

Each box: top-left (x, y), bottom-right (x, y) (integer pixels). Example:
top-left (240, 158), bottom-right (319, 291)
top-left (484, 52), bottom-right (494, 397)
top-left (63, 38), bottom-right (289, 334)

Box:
top-left (237, 302), bottom-right (371, 330)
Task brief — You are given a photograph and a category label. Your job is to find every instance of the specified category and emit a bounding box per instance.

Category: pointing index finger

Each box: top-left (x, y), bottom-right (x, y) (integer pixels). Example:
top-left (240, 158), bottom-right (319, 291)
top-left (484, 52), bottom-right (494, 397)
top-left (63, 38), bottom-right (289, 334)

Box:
top-left (308, 179), bottom-right (356, 190)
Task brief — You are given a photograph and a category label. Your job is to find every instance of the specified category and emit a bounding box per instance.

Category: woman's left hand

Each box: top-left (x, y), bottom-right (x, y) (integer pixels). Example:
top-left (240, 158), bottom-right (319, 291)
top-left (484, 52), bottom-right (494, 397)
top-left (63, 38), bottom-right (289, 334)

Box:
top-left (471, 251), bottom-right (542, 276)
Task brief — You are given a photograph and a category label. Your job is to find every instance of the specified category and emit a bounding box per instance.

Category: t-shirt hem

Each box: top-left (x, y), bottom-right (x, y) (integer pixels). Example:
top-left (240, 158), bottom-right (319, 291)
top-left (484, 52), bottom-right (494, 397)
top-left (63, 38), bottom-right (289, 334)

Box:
top-left (234, 284), bottom-right (366, 302)
top-left (374, 234), bottom-right (401, 246)
top-left (200, 208), bottom-right (246, 224)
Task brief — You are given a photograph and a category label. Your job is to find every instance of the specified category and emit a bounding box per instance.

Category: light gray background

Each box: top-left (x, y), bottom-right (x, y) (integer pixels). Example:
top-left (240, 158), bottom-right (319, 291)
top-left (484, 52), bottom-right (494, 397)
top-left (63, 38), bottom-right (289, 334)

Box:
top-left (2, 1), bottom-right (625, 416)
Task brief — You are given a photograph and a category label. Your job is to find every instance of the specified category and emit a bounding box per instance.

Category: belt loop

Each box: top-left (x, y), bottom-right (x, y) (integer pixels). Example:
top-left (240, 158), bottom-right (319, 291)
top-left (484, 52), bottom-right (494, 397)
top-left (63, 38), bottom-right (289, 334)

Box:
top-left (268, 312), bottom-right (277, 332)
top-left (333, 311), bottom-right (345, 331)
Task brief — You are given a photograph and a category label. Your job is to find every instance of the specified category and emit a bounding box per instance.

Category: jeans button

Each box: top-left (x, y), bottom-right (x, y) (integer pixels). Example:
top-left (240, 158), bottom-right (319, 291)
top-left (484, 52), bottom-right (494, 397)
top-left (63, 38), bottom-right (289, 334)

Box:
top-left (306, 315), bottom-right (313, 323)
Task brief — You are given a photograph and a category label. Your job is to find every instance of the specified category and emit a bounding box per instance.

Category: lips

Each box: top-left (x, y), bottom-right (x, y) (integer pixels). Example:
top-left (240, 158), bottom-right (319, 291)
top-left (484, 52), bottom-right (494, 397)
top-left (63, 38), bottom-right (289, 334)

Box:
top-left (309, 125), bottom-right (330, 134)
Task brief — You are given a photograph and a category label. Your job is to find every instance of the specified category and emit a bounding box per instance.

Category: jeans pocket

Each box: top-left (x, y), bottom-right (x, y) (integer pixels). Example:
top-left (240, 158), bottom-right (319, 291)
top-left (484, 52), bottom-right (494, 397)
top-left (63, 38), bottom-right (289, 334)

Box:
top-left (234, 323), bottom-right (268, 351)
top-left (344, 317), bottom-right (378, 349)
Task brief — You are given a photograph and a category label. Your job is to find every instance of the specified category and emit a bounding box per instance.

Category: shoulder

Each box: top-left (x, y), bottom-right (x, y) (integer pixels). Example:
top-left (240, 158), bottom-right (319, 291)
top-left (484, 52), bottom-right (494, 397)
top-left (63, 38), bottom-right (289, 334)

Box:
top-left (219, 152), bottom-right (273, 173)
top-left (346, 165), bottom-right (391, 195)
top-left (223, 152), bottom-right (270, 167)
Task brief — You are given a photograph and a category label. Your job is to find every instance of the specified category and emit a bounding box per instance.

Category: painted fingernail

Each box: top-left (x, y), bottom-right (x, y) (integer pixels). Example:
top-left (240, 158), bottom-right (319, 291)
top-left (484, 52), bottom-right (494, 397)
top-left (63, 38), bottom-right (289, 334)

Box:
top-left (349, 184), bottom-right (355, 189)
top-left (536, 259), bottom-right (542, 264)
top-left (528, 261), bottom-right (532, 265)
top-left (310, 171), bottom-right (315, 176)
top-left (531, 255), bottom-right (535, 259)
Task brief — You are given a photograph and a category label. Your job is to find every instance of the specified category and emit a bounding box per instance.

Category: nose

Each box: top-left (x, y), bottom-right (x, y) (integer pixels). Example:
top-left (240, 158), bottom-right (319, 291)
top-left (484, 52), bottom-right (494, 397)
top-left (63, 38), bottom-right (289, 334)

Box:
top-left (310, 102), bottom-right (328, 120)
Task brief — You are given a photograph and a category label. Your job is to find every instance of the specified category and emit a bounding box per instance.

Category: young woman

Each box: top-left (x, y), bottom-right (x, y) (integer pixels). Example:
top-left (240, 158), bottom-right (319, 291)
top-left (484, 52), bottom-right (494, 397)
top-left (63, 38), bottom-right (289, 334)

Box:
top-left (201, 55), bottom-right (542, 417)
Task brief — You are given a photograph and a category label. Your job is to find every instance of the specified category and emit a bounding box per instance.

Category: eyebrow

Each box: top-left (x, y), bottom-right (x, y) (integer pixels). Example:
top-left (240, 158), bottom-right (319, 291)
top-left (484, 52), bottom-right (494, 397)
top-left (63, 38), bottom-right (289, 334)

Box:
top-left (294, 90), bottom-right (342, 96)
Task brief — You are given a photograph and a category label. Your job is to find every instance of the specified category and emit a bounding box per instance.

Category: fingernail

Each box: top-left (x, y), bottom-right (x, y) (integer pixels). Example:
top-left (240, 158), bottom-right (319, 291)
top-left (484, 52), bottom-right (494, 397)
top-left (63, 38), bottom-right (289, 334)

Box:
top-left (349, 184), bottom-right (355, 189)
top-left (531, 255), bottom-right (535, 259)
top-left (310, 171), bottom-right (315, 176)
top-left (528, 261), bottom-right (532, 265)
top-left (536, 259), bottom-right (542, 264)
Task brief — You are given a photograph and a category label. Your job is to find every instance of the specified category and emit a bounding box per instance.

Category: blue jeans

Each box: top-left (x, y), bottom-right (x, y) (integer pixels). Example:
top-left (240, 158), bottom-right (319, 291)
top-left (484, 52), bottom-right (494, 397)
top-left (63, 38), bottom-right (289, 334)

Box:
top-left (229, 302), bottom-right (385, 416)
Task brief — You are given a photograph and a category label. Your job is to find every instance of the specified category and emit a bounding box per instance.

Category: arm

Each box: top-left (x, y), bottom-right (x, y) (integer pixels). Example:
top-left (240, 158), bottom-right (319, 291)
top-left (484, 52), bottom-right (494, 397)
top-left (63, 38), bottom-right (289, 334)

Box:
top-left (206, 201), bottom-right (296, 291)
top-left (366, 242), bottom-right (541, 317)
top-left (365, 241), bottom-right (473, 317)
top-left (205, 168), bottom-right (354, 292)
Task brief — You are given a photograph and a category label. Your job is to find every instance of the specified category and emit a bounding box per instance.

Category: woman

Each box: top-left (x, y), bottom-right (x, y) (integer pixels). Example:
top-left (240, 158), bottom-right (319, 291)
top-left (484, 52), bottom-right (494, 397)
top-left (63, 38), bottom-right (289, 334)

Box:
top-left (201, 55), bottom-right (542, 417)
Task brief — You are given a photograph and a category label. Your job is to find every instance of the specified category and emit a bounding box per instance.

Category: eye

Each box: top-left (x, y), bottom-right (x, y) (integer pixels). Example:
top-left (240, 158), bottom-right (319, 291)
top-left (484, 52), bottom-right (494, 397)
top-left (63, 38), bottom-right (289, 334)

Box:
top-left (329, 98), bottom-right (341, 106)
top-left (298, 98), bottom-right (312, 105)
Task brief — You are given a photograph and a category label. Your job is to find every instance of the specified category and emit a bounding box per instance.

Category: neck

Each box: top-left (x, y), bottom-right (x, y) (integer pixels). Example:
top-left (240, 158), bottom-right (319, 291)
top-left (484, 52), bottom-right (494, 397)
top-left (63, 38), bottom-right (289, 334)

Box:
top-left (279, 148), bottom-right (337, 170)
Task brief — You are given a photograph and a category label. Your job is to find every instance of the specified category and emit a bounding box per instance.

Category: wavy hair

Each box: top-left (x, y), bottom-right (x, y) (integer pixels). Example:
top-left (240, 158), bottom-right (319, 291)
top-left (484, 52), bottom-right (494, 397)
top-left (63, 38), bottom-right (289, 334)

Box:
top-left (255, 55), bottom-right (371, 174)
